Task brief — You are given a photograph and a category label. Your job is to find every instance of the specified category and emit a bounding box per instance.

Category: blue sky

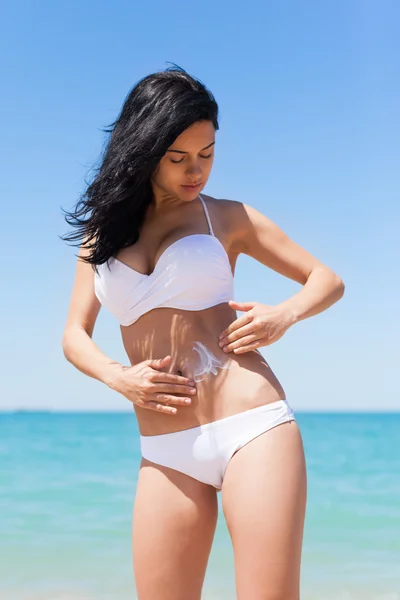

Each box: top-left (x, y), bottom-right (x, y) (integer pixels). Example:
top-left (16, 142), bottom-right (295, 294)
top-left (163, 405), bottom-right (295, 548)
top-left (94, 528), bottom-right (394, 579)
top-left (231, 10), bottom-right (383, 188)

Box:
top-left (1, 1), bottom-right (398, 412)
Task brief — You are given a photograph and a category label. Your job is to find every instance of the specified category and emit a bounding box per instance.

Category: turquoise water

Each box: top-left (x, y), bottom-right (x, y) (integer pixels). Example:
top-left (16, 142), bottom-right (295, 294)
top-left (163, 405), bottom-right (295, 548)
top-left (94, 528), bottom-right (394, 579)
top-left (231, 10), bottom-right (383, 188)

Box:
top-left (1, 411), bottom-right (399, 599)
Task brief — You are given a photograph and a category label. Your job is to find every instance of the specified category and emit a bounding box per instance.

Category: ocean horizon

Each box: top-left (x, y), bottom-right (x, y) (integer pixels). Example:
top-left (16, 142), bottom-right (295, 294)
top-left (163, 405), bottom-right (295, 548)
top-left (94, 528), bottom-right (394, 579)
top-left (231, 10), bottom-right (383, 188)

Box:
top-left (1, 410), bottom-right (399, 599)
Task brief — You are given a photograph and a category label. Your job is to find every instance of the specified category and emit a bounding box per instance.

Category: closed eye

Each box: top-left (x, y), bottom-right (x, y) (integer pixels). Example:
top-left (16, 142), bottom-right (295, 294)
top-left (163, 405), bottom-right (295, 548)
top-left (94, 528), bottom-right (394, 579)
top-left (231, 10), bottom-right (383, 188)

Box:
top-left (170, 153), bottom-right (213, 164)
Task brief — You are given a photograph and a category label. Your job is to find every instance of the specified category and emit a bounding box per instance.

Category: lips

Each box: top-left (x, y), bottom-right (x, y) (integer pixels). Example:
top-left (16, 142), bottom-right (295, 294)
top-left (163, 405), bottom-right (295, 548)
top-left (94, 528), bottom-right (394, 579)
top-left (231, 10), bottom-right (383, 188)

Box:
top-left (181, 183), bottom-right (202, 188)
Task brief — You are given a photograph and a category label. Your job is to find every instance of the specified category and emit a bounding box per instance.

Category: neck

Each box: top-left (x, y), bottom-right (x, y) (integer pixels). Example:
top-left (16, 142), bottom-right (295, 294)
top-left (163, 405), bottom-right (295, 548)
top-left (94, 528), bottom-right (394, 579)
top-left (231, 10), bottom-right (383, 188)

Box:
top-left (150, 184), bottom-right (199, 215)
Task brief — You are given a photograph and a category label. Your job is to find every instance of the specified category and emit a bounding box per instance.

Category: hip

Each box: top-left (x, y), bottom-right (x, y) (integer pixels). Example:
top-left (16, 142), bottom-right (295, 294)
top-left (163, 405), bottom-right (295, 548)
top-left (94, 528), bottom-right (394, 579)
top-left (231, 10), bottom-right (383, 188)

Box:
top-left (139, 398), bottom-right (296, 490)
top-left (121, 303), bottom-right (286, 435)
top-left (134, 347), bottom-right (287, 436)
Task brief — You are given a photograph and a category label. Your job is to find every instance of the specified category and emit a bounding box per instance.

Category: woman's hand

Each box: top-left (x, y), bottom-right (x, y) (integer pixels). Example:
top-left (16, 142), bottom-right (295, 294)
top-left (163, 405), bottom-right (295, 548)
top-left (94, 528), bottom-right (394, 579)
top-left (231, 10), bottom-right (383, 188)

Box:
top-left (113, 355), bottom-right (197, 415)
top-left (218, 300), bottom-right (296, 354)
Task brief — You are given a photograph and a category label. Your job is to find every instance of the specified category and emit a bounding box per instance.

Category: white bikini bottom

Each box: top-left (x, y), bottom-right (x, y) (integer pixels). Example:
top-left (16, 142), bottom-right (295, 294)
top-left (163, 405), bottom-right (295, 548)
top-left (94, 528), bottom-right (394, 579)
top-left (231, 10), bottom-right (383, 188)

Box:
top-left (140, 399), bottom-right (295, 490)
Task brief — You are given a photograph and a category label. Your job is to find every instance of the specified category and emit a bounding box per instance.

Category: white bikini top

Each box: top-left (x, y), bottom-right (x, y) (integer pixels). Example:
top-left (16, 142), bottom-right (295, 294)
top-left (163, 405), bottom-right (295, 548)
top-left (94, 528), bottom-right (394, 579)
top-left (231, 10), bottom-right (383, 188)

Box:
top-left (94, 194), bottom-right (234, 326)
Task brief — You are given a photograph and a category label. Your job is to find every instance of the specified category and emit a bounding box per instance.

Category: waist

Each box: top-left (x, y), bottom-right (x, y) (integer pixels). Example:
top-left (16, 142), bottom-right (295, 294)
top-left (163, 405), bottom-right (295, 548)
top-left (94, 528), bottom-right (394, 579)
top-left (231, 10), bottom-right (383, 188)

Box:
top-left (120, 304), bottom-right (286, 435)
top-left (121, 303), bottom-right (235, 370)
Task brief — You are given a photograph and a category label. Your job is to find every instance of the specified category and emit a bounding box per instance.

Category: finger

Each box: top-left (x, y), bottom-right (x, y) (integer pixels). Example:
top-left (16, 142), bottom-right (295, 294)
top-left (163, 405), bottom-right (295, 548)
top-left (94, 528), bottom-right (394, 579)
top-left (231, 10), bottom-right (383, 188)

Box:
top-left (219, 312), bottom-right (253, 339)
top-left (219, 322), bottom-right (255, 345)
top-left (223, 334), bottom-right (261, 353)
top-left (151, 372), bottom-right (196, 386)
top-left (147, 355), bottom-right (171, 369)
top-left (228, 300), bottom-right (257, 311)
top-left (152, 394), bottom-right (193, 406)
top-left (151, 383), bottom-right (197, 396)
top-left (145, 401), bottom-right (178, 415)
top-left (231, 341), bottom-right (260, 354)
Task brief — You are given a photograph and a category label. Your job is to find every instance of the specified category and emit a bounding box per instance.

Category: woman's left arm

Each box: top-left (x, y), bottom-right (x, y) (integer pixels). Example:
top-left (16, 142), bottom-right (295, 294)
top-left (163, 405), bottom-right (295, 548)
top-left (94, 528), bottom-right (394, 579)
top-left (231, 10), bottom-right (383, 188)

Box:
top-left (218, 202), bottom-right (345, 354)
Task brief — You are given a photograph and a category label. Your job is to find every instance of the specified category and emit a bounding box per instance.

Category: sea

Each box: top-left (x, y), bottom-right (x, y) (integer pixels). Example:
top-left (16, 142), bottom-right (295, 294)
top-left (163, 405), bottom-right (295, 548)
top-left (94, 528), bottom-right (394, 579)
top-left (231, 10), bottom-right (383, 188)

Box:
top-left (1, 411), bottom-right (399, 600)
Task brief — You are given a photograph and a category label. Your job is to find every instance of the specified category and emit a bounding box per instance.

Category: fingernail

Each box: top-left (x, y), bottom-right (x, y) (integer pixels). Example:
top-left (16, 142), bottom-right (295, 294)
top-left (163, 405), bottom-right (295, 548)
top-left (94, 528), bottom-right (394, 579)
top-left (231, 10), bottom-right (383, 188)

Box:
top-left (219, 341), bottom-right (224, 347)
top-left (185, 398), bottom-right (192, 404)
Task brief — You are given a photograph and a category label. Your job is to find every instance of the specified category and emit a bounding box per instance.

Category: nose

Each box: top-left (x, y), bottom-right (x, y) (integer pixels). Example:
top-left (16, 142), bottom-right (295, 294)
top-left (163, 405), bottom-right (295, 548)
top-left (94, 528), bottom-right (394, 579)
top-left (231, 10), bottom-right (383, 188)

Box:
top-left (186, 161), bottom-right (202, 177)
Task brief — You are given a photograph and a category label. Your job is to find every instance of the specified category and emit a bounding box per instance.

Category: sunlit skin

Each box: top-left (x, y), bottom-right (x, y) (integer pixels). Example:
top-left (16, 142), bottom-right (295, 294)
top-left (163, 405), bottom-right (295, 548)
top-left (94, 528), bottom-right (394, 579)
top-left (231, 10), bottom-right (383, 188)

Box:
top-left (64, 117), bottom-right (344, 599)
top-left (150, 119), bottom-right (216, 212)
top-left (116, 121), bottom-right (289, 438)
top-left (127, 119), bottom-right (308, 599)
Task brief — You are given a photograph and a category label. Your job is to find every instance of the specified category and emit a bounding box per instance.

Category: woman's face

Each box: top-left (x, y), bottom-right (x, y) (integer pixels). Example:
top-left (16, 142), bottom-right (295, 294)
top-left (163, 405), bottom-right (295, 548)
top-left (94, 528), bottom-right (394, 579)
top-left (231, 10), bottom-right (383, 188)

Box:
top-left (151, 120), bottom-right (216, 202)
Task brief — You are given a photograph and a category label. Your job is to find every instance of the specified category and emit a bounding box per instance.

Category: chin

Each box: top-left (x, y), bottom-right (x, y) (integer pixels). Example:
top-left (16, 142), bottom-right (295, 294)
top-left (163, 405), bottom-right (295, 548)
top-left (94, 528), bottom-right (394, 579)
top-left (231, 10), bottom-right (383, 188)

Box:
top-left (179, 186), bottom-right (204, 199)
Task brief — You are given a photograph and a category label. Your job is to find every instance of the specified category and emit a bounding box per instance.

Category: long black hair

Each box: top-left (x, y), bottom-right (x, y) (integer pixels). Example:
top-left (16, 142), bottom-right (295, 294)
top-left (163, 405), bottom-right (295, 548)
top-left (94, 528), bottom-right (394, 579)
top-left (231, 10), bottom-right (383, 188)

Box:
top-left (60, 65), bottom-right (219, 271)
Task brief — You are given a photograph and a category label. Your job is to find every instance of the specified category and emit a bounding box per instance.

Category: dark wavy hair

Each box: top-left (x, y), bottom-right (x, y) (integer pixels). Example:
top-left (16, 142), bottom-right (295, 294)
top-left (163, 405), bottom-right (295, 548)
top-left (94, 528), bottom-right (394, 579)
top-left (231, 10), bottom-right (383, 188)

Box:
top-left (60, 65), bottom-right (219, 271)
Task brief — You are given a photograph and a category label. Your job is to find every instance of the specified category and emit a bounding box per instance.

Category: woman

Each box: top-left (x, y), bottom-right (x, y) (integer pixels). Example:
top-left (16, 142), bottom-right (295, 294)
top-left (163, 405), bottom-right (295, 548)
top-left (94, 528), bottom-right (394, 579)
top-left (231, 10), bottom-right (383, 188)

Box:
top-left (61, 66), bottom-right (344, 600)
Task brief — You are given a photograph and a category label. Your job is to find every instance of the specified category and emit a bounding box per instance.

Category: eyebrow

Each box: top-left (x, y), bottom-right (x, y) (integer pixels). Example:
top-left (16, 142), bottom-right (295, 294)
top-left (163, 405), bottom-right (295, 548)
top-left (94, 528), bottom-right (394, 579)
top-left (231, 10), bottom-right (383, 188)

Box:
top-left (166, 141), bottom-right (215, 154)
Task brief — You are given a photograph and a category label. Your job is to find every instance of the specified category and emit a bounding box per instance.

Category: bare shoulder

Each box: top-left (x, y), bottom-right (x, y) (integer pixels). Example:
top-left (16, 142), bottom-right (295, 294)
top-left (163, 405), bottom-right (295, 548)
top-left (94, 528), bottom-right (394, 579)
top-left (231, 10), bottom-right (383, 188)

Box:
top-left (204, 194), bottom-right (339, 285)
top-left (201, 194), bottom-right (248, 254)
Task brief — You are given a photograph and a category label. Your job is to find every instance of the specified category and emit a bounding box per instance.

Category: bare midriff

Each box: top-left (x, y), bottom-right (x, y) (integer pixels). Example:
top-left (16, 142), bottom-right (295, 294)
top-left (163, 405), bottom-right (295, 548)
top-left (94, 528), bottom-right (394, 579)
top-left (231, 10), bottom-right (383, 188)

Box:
top-left (120, 302), bottom-right (287, 436)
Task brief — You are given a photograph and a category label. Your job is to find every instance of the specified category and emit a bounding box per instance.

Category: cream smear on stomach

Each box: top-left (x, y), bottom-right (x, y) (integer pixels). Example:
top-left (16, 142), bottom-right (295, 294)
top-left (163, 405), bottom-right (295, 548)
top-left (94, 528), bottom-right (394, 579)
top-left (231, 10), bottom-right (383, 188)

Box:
top-left (191, 341), bottom-right (232, 383)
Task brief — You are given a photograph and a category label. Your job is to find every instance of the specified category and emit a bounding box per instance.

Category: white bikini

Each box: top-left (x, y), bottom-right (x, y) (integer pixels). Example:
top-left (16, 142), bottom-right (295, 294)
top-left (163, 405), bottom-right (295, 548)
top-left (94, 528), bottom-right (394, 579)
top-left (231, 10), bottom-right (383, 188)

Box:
top-left (94, 195), bottom-right (233, 326)
top-left (94, 194), bottom-right (295, 490)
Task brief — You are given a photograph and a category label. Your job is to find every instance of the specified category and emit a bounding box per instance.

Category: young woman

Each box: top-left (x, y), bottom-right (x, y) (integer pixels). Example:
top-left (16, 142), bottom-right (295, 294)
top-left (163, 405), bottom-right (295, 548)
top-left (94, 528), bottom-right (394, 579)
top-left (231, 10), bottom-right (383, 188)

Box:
top-left (61, 66), bottom-right (344, 600)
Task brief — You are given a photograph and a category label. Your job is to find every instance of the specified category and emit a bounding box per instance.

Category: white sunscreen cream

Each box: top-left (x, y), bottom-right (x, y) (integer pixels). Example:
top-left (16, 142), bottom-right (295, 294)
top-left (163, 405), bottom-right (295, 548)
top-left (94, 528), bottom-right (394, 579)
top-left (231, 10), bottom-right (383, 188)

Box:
top-left (191, 341), bottom-right (232, 383)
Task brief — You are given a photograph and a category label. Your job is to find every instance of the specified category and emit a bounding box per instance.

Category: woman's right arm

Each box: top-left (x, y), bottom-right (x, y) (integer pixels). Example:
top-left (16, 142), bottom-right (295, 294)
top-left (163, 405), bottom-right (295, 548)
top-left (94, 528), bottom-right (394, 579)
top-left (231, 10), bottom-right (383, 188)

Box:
top-left (61, 243), bottom-right (123, 391)
top-left (61, 244), bottom-right (197, 414)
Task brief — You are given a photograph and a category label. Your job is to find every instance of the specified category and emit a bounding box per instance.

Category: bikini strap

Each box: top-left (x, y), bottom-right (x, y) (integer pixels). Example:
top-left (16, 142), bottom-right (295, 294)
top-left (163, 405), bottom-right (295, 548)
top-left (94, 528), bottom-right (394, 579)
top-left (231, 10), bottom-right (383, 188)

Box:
top-left (198, 194), bottom-right (215, 236)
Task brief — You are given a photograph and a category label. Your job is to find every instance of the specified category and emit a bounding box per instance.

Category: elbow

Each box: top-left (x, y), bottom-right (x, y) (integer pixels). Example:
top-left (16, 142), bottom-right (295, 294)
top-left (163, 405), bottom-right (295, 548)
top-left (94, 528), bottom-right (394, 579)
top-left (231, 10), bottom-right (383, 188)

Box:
top-left (334, 275), bottom-right (345, 300)
top-left (337, 276), bottom-right (345, 293)
top-left (322, 268), bottom-right (345, 302)
top-left (62, 333), bottom-right (71, 362)
top-left (318, 268), bottom-right (345, 297)
top-left (62, 329), bottom-right (77, 363)
top-left (62, 325), bottom-right (91, 362)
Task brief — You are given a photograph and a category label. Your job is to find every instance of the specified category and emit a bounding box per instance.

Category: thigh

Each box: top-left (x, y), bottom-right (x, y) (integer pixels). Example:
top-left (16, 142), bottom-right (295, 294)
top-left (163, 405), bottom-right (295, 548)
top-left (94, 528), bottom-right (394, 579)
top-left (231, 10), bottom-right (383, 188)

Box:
top-left (221, 421), bottom-right (307, 600)
top-left (132, 457), bottom-right (219, 600)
